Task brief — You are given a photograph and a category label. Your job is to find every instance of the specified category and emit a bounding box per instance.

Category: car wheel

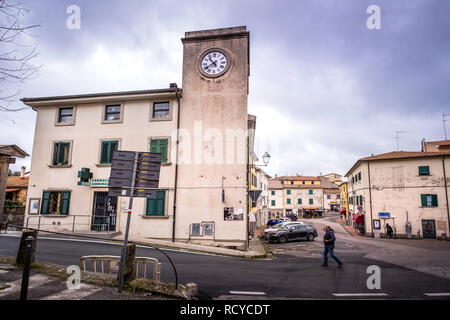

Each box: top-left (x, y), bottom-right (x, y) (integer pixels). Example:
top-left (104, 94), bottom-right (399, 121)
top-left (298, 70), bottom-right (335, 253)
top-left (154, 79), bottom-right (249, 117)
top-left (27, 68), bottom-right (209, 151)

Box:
top-left (278, 235), bottom-right (287, 244)
top-left (307, 233), bottom-right (315, 241)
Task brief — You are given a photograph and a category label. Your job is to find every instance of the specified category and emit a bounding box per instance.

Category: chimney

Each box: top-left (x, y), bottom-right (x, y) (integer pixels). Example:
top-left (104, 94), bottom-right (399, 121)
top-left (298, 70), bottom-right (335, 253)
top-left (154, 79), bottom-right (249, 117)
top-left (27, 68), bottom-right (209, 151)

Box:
top-left (421, 138), bottom-right (425, 152)
top-left (20, 166), bottom-right (26, 178)
top-left (169, 83), bottom-right (178, 89)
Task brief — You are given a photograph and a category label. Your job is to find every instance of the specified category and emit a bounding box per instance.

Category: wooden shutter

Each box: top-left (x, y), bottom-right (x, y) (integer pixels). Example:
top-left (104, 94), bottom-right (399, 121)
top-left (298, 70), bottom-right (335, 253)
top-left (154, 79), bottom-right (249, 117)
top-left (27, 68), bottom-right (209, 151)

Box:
top-left (421, 194), bottom-right (428, 207)
top-left (419, 166), bottom-right (430, 175)
top-left (60, 191), bottom-right (71, 215)
top-left (146, 190), bottom-right (165, 216)
top-left (431, 194), bottom-right (438, 207)
top-left (41, 191), bottom-right (51, 214)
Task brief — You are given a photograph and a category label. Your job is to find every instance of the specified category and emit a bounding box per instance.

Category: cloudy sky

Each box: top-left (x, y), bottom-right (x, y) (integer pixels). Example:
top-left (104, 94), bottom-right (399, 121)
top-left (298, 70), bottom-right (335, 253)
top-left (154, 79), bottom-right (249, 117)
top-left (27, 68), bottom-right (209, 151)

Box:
top-left (1, 0), bottom-right (449, 178)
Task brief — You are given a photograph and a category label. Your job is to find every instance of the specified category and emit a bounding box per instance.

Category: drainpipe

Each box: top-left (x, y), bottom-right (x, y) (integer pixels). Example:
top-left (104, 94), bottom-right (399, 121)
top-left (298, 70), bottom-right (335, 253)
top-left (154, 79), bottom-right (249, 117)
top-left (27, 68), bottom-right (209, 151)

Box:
top-left (171, 88), bottom-right (181, 242)
top-left (442, 155), bottom-right (450, 235)
top-left (246, 133), bottom-right (250, 250)
top-left (367, 161), bottom-right (374, 238)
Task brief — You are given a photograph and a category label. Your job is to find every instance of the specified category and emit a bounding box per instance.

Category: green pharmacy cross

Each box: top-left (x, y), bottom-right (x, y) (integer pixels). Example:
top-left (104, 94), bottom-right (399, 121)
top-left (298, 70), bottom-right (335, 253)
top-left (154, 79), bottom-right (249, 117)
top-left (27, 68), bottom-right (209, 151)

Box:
top-left (77, 168), bottom-right (93, 186)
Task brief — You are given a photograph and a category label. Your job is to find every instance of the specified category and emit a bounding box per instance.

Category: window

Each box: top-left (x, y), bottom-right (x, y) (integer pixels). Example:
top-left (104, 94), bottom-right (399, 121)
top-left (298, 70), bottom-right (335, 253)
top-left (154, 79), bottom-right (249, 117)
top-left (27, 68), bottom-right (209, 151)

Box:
top-left (52, 142), bottom-right (70, 165)
top-left (352, 176), bottom-right (355, 184)
top-left (271, 191), bottom-right (275, 196)
top-left (298, 198), bottom-right (302, 204)
top-left (58, 107), bottom-right (73, 123)
top-left (309, 189), bottom-right (313, 195)
top-left (287, 198), bottom-right (291, 204)
top-left (150, 138), bottom-right (168, 163)
top-left (153, 102), bottom-right (170, 118)
top-left (327, 194), bottom-right (331, 200)
top-left (309, 199), bottom-right (313, 205)
top-left (104, 104), bottom-right (121, 121)
top-left (287, 189), bottom-right (291, 195)
top-left (41, 191), bottom-right (70, 215)
top-left (302, 181), bottom-right (305, 185)
top-left (100, 140), bottom-right (118, 164)
top-left (271, 200), bottom-right (275, 206)
top-left (421, 194), bottom-right (438, 207)
top-left (359, 195), bottom-right (363, 205)
top-left (419, 166), bottom-right (430, 176)
top-left (146, 190), bottom-right (166, 216)
top-left (358, 172), bottom-right (361, 181)
top-left (311, 181), bottom-right (315, 185)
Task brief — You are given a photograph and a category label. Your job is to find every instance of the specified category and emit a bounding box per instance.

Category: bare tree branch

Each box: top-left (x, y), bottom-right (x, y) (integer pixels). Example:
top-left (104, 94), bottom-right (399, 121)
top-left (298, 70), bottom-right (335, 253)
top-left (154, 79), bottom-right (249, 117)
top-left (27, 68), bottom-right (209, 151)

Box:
top-left (0, 0), bottom-right (41, 112)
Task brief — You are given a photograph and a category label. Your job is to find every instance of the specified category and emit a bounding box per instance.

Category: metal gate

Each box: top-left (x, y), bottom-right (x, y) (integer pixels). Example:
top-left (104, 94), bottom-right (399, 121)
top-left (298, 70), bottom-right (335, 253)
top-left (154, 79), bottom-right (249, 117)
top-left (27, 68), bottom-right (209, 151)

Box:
top-left (422, 219), bottom-right (436, 239)
top-left (91, 192), bottom-right (117, 231)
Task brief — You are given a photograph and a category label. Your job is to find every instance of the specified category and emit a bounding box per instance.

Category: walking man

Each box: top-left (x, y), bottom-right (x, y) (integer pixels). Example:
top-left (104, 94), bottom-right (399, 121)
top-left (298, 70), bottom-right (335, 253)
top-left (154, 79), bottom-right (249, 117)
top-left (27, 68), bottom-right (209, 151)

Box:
top-left (321, 225), bottom-right (343, 268)
top-left (386, 223), bottom-right (393, 239)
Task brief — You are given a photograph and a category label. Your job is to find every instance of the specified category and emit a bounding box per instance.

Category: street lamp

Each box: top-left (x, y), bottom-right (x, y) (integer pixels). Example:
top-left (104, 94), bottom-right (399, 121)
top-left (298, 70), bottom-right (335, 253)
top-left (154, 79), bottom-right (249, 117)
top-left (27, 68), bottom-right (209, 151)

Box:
top-left (262, 152), bottom-right (271, 166)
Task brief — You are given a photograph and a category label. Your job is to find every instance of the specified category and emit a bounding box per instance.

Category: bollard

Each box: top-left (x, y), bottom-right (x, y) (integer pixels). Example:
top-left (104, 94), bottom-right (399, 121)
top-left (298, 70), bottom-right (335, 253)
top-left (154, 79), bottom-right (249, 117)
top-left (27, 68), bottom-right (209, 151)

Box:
top-left (20, 236), bottom-right (34, 301)
top-left (16, 229), bottom-right (37, 265)
top-left (117, 243), bottom-right (136, 287)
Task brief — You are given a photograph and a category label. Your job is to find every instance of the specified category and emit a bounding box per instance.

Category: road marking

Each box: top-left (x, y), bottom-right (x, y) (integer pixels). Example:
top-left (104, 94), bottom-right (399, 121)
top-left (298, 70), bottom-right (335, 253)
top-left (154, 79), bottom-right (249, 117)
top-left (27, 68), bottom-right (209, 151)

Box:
top-left (0, 274), bottom-right (55, 297)
top-left (313, 242), bottom-right (324, 247)
top-left (40, 283), bottom-right (101, 300)
top-left (229, 291), bottom-right (266, 296)
top-left (333, 293), bottom-right (388, 297)
top-left (424, 293), bottom-right (450, 297)
top-left (345, 243), bottom-right (353, 248)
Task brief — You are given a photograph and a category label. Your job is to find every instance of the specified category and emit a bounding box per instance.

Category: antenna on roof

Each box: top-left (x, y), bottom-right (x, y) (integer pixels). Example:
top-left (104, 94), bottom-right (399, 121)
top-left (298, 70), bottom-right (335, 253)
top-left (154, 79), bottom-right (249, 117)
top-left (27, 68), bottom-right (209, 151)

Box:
top-left (442, 113), bottom-right (450, 140)
top-left (395, 130), bottom-right (407, 151)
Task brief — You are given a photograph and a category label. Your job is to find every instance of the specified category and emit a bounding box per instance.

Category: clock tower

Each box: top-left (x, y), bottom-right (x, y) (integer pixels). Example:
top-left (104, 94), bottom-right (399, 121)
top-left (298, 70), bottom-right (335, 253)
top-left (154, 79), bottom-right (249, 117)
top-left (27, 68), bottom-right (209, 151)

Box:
top-left (175, 26), bottom-right (250, 246)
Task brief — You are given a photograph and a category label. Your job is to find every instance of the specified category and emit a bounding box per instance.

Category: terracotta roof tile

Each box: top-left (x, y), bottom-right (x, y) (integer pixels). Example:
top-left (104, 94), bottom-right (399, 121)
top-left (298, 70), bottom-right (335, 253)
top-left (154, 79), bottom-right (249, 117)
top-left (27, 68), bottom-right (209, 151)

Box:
top-left (6, 176), bottom-right (29, 188)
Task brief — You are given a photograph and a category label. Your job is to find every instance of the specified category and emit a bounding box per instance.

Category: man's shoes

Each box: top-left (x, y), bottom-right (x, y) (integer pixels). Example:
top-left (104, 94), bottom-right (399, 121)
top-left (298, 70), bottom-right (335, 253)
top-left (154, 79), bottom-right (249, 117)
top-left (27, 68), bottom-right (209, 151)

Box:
top-left (320, 264), bottom-right (328, 267)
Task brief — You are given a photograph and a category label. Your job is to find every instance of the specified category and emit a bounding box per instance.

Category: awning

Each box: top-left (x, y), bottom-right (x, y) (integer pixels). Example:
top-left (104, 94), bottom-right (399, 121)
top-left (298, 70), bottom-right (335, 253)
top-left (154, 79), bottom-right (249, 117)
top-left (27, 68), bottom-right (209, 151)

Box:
top-left (5, 188), bottom-right (20, 193)
top-left (353, 213), bottom-right (364, 224)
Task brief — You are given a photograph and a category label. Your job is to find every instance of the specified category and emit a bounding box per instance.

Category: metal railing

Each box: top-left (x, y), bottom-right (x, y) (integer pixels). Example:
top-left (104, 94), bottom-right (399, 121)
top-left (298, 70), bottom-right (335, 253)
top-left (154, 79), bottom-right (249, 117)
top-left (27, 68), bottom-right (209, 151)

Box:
top-left (25, 214), bottom-right (116, 234)
top-left (80, 255), bottom-right (161, 281)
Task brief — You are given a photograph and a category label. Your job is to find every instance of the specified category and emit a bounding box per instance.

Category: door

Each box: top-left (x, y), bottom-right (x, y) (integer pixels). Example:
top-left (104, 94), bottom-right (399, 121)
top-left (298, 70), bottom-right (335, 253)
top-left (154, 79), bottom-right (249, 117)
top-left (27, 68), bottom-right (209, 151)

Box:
top-left (298, 225), bottom-right (309, 239)
top-left (287, 225), bottom-right (301, 240)
top-left (91, 192), bottom-right (117, 231)
top-left (422, 220), bottom-right (436, 239)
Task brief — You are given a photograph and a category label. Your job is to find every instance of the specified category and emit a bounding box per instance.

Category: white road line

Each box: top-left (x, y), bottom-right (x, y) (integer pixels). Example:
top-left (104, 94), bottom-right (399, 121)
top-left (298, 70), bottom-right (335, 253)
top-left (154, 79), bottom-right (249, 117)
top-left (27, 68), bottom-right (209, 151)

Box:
top-left (0, 274), bottom-right (55, 297)
top-left (40, 283), bottom-right (101, 300)
top-left (333, 293), bottom-right (388, 297)
top-left (345, 243), bottom-right (353, 248)
top-left (424, 293), bottom-right (450, 297)
top-left (229, 291), bottom-right (266, 296)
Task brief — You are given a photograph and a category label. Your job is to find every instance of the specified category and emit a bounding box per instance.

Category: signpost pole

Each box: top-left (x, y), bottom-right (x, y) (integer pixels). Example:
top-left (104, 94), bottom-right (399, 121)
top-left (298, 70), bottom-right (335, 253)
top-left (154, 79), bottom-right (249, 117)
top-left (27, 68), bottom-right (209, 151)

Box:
top-left (117, 151), bottom-right (139, 293)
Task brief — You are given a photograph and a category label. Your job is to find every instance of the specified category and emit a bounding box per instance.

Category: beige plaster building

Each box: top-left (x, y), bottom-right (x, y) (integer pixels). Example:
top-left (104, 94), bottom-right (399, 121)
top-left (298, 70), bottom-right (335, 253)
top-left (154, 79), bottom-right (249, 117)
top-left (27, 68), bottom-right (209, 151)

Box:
top-left (345, 151), bottom-right (450, 239)
top-left (22, 26), bottom-right (255, 248)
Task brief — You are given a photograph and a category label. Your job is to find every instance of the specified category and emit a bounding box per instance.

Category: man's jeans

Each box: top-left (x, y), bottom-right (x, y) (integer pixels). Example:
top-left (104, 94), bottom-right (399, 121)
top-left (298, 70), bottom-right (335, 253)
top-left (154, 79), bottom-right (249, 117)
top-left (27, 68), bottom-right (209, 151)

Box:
top-left (323, 244), bottom-right (342, 265)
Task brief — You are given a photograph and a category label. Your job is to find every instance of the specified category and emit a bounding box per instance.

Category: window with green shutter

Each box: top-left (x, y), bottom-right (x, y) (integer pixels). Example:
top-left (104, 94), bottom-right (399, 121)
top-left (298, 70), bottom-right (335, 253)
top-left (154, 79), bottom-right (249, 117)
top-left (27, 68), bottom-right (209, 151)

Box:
top-left (418, 166), bottom-right (430, 176)
top-left (146, 190), bottom-right (166, 216)
top-left (421, 194), bottom-right (438, 207)
top-left (52, 142), bottom-right (70, 165)
top-left (287, 189), bottom-right (291, 195)
top-left (298, 198), bottom-right (302, 204)
top-left (271, 191), bottom-right (275, 196)
top-left (41, 190), bottom-right (70, 215)
top-left (309, 199), bottom-right (313, 205)
top-left (100, 140), bottom-right (118, 164)
top-left (271, 200), bottom-right (275, 206)
top-left (309, 189), bottom-right (313, 195)
top-left (150, 139), bottom-right (168, 163)
top-left (287, 198), bottom-right (291, 204)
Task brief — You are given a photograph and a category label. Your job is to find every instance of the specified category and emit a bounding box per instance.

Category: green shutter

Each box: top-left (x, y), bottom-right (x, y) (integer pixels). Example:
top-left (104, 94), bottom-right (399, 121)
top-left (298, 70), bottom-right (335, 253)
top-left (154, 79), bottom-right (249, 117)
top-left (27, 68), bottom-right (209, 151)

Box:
top-left (421, 194), bottom-right (428, 207)
top-left (287, 198), bottom-right (291, 204)
top-left (271, 200), bottom-right (275, 206)
top-left (150, 139), bottom-right (168, 163)
top-left (60, 191), bottom-right (71, 215)
top-left (309, 189), bottom-right (313, 195)
top-left (309, 199), bottom-right (313, 204)
top-left (271, 191), bottom-right (275, 195)
top-left (287, 189), bottom-right (291, 195)
top-left (41, 191), bottom-right (51, 214)
top-left (100, 140), bottom-right (119, 164)
top-left (298, 198), bottom-right (302, 204)
top-left (431, 194), bottom-right (438, 207)
top-left (419, 166), bottom-right (430, 175)
top-left (146, 190), bottom-right (165, 216)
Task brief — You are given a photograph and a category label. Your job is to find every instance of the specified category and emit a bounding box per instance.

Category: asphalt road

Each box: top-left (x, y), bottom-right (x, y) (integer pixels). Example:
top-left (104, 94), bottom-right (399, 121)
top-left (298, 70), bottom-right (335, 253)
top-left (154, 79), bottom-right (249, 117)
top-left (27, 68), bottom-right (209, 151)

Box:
top-left (2, 233), bottom-right (450, 300)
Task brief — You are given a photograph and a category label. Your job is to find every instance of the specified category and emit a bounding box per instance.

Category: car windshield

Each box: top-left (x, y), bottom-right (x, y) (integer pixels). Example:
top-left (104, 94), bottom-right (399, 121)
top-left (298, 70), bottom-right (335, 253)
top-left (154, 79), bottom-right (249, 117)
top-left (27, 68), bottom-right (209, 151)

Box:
top-left (278, 225), bottom-right (291, 231)
top-left (271, 223), bottom-right (286, 229)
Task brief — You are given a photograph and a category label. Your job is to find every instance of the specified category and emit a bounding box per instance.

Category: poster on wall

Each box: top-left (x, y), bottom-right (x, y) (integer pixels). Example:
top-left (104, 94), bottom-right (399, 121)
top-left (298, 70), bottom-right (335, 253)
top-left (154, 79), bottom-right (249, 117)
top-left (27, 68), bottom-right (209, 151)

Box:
top-left (224, 207), bottom-right (244, 221)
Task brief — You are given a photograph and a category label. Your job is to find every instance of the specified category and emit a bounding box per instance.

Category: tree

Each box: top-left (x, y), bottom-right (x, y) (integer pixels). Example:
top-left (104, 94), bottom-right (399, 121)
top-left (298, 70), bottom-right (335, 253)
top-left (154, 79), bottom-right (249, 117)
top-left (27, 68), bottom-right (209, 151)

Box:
top-left (0, 0), bottom-right (40, 112)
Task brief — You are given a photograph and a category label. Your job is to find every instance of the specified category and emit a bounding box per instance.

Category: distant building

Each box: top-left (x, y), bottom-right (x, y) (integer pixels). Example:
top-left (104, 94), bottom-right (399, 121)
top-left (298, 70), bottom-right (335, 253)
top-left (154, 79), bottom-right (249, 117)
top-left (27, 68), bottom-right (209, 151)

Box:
top-left (255, 168), bottom-right (270, 227)
top-left (6, 167), bottom-right (29, 205)
top-left (339, 181), bottom-right (349, 223)
top-left (422, 139), bottom-right (450, 153)
top-left (323, 173), bottom-right (343, 185)
top-left (345, 151), bottom-right (450, 239)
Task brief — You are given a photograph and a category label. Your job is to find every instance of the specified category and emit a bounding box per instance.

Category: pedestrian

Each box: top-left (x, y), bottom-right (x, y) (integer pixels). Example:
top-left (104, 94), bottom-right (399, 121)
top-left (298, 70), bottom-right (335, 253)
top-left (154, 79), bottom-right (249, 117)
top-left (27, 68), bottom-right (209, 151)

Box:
top-left (321, 225), bottom-right (343, 268)
top-left (386, 223), bottom-right (393, 239)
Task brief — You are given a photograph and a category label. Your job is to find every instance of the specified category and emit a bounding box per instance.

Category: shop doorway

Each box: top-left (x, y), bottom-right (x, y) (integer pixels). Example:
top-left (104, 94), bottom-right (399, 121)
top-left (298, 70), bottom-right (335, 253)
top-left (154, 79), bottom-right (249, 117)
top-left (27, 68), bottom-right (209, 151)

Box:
top-left (91, 191), bottom-right (117, 231)
top-left (422, 219), bottom-right (436, 239)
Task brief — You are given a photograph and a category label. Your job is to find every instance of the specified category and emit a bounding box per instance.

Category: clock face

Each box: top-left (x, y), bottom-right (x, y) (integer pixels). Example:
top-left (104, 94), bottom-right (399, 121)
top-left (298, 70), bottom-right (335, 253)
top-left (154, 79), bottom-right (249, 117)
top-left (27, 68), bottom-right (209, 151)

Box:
top-left (199, 50), bottom-right (229, 77)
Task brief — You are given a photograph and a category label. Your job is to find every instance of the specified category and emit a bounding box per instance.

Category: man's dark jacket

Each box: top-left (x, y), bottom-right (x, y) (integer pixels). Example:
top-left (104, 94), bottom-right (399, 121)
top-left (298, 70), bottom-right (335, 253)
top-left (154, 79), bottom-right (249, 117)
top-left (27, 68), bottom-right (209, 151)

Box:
top-left (324, 228), bottom-right (336, 246)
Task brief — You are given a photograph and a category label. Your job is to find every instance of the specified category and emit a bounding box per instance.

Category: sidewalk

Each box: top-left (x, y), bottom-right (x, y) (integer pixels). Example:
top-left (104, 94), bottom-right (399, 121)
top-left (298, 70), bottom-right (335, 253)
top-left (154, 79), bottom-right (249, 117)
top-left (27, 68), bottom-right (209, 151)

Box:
top-left (112, 234), bottom-right (268, 258)
top-left (336, 218), bottom-right (365, 238)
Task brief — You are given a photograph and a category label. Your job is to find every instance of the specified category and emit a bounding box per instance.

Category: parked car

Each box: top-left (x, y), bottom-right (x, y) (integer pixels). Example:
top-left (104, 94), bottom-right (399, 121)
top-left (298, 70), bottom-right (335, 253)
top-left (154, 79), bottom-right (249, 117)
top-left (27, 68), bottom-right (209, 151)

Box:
top-left (267, 224), bottom-right (318, 244)
top-left (286, 214), bottom-right (298, 221)
top-left (267, 219), bottom-right (284, 227)
top-left (263, 221), bottom-right (304, 239)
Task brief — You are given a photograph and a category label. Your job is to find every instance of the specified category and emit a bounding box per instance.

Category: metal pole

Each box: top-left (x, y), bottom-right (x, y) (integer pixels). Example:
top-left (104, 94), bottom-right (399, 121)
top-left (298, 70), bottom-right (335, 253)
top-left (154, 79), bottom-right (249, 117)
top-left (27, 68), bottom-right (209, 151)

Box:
top-left (38, 216), bottom-right (41, 231)
top-left (72, 215), bottom-right (76, 233)
top-left (20, 236), bottom-right (34, 301)
top-left (118, 152), bottom-right (138, 293)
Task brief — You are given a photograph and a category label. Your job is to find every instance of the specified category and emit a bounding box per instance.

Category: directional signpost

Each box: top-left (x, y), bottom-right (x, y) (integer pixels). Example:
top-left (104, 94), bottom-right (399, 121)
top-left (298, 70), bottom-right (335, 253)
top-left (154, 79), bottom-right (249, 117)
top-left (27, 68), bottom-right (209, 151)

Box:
top-left (108, 150), bottom-right (161, 293)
